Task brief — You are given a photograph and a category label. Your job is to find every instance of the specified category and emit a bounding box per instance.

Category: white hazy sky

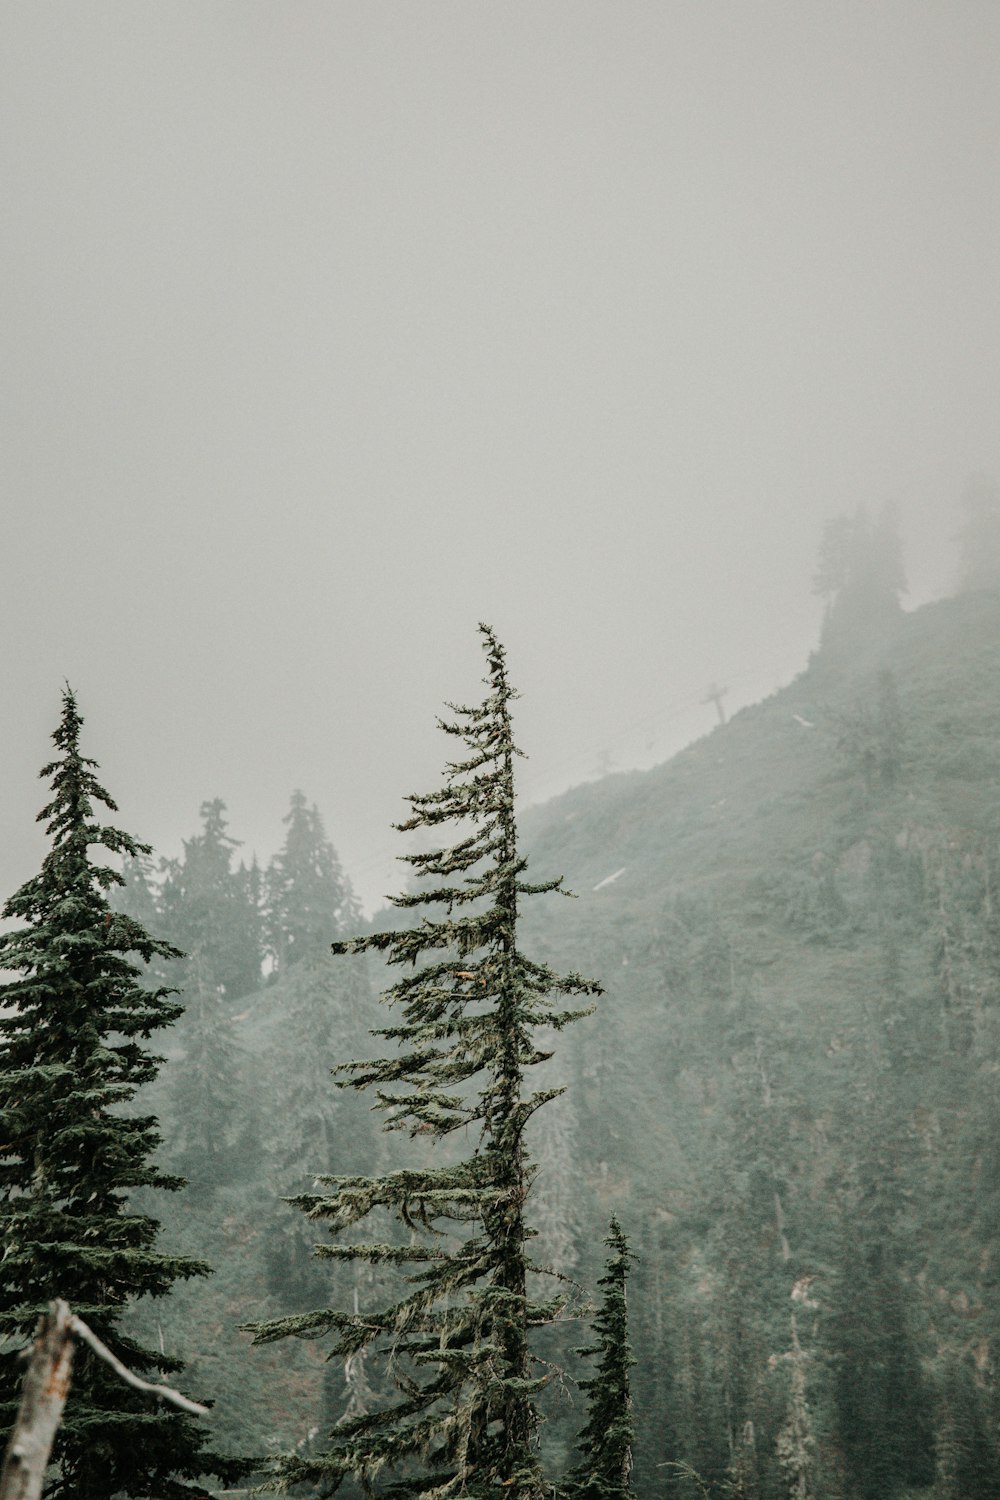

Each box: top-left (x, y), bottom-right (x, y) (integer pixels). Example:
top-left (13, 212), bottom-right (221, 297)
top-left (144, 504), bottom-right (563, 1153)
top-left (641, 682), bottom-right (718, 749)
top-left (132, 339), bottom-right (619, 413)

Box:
top-left (3, 2), bottom-right (999, 913)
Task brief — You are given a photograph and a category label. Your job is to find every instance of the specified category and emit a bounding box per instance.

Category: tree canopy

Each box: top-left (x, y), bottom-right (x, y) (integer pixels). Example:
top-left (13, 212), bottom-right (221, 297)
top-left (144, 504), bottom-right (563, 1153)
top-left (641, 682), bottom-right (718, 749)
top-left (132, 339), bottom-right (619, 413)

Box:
top-left (0, 687), bottom-right (239, 1497)
top-left (247, 625), bottom-right (602, 1499)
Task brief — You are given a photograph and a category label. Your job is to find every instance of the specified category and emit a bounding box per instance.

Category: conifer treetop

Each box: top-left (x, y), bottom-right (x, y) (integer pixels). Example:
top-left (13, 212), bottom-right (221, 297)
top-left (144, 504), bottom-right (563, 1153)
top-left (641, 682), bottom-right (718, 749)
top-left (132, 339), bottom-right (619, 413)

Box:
top-left (569, 1215), bottom-right (637, 1500)
top-left (0, 686), bottom-right (240, 1497)
top-left (248, 625), bottom-right (602, 1500)
top-left (6, 687), bottom-right (157, 941)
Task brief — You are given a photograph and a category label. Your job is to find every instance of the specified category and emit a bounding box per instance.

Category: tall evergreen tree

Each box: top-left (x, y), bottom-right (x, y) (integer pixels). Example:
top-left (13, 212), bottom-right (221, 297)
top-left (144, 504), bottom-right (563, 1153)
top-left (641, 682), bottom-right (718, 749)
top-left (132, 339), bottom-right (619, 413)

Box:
top-left (828, 1155), bottom-right (934, 1500)
top-left (159, 797), bottom-right (263, 1003)
top-left (263, 947), bottom-right (375, 1310)
top-left (813, 503), bottom-right (905, 649)
top-left (159, 798), bottom-right (262, 1190)
top-left (568, 1216), bottom-right (637, 1500)
top-left (261, 795), bottom-right (369, 1304)
top-left (247, 625), bottom-right (602, 1498)
top-left (0, 687), bottom-right (237, 1497)
top-left (955, 473), bottom-right (1000, 594)
top-left (265, 790), bottom-right (360, 974)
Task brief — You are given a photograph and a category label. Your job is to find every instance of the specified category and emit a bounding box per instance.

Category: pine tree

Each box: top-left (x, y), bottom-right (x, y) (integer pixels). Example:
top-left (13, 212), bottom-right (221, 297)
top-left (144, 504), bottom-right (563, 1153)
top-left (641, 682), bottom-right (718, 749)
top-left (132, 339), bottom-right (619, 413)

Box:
top-left (259, 795), bottom-right (370, 1305)
top-left (813, 503), bottom-right (905, 649)
top-left (159, 799), bottom-right (262, 1190)
top-left (955, 473), bottom-right (1000, 594)
top-left (160, 797), bottom-right (263, 1003)
top-left (828, 1153), bottom-right (934, 1499)
top-left (247, 625), bottom-right (602, 1498)
top-left (568, 1216), bottom-right (637, 1500)
top-left (263, 946), bottom-right (375, 1310)
top-left (265, 790), bottom-right (360, 974)
top-left (774, 1302), bottom-right (815, 1500)
top-left (0, 687), bottom-right (239, 1497)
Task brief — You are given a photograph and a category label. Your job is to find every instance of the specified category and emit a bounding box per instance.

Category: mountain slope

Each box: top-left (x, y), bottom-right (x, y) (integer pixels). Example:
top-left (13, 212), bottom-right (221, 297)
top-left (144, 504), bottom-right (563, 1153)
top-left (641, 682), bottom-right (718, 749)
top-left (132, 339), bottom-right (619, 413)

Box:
top-left (515, 589), bottom-right (1000, 1498)
top-left (127, 591), bottom-right (1000, 1498)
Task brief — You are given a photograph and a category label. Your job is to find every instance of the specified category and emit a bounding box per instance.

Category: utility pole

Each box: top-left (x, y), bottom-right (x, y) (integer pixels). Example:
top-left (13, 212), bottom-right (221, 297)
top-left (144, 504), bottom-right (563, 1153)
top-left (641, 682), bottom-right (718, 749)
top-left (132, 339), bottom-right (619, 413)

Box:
top-left (703, 682), bottom-right (728, 726)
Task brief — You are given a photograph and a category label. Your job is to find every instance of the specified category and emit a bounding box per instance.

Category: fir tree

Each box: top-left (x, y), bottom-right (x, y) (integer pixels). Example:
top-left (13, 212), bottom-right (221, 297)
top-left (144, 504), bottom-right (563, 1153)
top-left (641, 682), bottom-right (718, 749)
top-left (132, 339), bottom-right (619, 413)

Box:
top-left (813, 503), bottom-right (905, 649)
top-left (774, 1302), bottom-right (816, 1500)
top-left (159, 797), bottom-right (263, 1003)
top-left (263, 947), bottom-right (375, 1310)
top-left (0, 687), bottom-right (238, 1497)
top-left (265, 790), bottom-right (360, 974)
top-left (159, 799), bottom-right (262, 1190)
top-left (955, 473), bottom-right (1000, 594)
top-left (568, 1216), bottom-right (637, 1500)
top-left (247, 625), bottom-right (602, 1499)
top-left (261, 796), bottom-right (370, 1305)
top-left (828, 1156), bottom-right (934, 1500)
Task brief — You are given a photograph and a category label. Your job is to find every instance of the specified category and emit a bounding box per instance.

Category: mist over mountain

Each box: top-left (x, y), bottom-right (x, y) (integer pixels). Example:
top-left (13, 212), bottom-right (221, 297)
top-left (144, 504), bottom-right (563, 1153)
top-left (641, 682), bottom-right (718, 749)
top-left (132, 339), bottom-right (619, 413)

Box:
top-left (4, 6), bottom-right (1000, 1493)
top-left (81, 539), bottom-right (1000, 1497)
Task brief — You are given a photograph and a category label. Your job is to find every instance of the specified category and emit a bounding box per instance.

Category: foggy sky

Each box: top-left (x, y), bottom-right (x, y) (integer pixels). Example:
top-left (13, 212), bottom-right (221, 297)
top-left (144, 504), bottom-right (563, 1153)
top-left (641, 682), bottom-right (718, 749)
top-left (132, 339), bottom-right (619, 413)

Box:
top-left (3, 3), bottom-right (999, 914)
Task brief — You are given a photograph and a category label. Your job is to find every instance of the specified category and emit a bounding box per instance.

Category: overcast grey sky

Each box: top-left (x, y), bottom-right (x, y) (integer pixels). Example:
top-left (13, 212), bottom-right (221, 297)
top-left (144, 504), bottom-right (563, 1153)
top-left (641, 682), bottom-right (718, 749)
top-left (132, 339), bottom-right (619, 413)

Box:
top-left (3, 2), bottom-right (999, 913)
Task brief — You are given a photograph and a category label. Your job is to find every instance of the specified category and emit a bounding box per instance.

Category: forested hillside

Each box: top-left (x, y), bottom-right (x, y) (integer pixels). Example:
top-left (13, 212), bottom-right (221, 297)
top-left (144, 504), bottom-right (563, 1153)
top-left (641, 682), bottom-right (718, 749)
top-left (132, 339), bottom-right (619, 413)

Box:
top-left (519, 584), bottom-right (1000, 1499)
top-left (107, 581), bottom-right (1000, 1498)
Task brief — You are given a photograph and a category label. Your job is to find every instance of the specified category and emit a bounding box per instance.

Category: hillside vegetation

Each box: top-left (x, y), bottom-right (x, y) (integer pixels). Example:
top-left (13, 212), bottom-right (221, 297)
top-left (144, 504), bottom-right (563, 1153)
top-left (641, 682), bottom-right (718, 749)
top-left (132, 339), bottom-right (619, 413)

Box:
top-left (122, 585), bottom-right (1000, 1499)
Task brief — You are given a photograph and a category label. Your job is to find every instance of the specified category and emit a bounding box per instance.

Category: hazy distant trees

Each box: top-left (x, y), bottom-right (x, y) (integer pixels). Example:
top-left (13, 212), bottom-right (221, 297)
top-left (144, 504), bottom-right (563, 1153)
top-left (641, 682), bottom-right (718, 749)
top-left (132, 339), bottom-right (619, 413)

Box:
top-left (955, 474), bottom-right (1000, 594)
top-left (0, 689), bottom-right (235, 1497)
top-left (814, 503), bottom-right (905, 648)
top-left (835, 669), bottom-right (905, 797)
top-left (159, 797), bottom-right (263, 1003)
top-left (264, 789), bottom-right (360, 975)
top-left (828, 1176), bottom-right (934, 1500)
top-left (157, 799), bottom-right (262, 1190)
top-left (247, 626), bottom-right (603, 1500)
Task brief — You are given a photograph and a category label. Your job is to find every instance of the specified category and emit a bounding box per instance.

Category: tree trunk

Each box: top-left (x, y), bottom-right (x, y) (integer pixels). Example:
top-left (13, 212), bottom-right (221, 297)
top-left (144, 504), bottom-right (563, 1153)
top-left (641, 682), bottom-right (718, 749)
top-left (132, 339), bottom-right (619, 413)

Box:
top-left (0, 1301), bottom-right (74, 1500)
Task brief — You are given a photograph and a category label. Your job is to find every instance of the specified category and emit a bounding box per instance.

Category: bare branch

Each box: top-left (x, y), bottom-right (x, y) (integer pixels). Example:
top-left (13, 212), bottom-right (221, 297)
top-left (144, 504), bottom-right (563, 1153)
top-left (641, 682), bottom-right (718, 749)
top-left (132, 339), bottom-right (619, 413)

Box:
top-left (0, 1299), bottom-right (210, 1500)
top-left (68, 1314), bottom-right (209, 1416)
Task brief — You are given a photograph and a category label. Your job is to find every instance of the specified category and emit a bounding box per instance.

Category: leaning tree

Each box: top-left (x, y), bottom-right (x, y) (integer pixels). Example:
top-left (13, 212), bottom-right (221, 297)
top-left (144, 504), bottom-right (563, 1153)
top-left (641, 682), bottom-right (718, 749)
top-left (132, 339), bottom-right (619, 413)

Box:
top-left (248, 625), bottom-right (602, 1499)
top-left (0, 687), bottom-right (239, 1497)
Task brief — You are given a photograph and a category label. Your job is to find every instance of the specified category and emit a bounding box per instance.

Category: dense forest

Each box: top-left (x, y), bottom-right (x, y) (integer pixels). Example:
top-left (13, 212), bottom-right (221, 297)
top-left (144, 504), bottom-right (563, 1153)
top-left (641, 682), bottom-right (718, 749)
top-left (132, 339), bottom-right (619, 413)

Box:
top-left (4, 497), bottom-right (1000, 1497)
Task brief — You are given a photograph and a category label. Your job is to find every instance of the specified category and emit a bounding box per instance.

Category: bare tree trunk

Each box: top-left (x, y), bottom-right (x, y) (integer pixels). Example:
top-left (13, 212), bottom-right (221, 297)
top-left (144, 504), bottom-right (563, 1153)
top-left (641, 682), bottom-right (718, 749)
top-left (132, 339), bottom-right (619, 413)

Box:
top-left (0, 1301), bottom-right (74, 1500)
top-left (0, 1298), bottom-right (207, 1500)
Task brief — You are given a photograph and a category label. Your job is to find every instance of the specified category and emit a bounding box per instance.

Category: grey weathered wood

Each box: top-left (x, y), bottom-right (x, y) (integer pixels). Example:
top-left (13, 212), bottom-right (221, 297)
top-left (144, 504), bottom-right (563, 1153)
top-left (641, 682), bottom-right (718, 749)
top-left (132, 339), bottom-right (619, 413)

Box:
top-left (68, 1313), bottom-right (208, 1416)
top-left (0, 1301), bottom-right (74, 1500)
top-left (0, 1298), bottom-right (210, 1500)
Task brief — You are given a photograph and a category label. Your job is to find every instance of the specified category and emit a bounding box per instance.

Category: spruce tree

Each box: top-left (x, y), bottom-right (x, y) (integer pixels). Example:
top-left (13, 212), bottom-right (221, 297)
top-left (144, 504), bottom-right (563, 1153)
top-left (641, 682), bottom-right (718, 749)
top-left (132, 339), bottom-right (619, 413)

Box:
top-left (260, 794), bottom-right (370, 1305)
top-left (828, 1158), bottom-right (934, 1500)
top-left (159, 797), bottom-right (263, 1003)
top-left (0, 687), bottom-right (238, 1497)
top-left (263, 947), bottom-right (375, 1310)
top-left (158, 799), bottom-right (262, 1191)
top-left (247, 625), bottom-right (602, 1498)
top-left (813, 503), bottom-right (905, 649)
top-left (265, 790), bottom-right (360, 975)
top-left (568, 1216), bottom-right (636, 1500)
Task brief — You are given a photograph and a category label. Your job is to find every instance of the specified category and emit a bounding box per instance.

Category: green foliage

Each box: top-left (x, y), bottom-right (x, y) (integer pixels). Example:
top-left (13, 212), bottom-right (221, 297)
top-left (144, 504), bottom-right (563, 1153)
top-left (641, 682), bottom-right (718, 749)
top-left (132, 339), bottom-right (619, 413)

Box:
top-left (568, 1215), bottom-right (636, 1500)
top-left (46, 585), bottom-right (1000, 1497)
top-left (246, 626), bottom-right (602, 1499)
top-left (265, 789), bottom-right (361, 973)
top-left (159, 796), bottom-right (263, 1003)
top-left (828, 1141), bottom-right (935, 1500)
top-left (933, 1354), bottom-right (1000, 1500)
top-left (155, 799), bottom-right (264, 1192)
top-left (261, 947), bottom-right (376, 1311)
top-left (0, 688), bottom-right (241, 1497)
